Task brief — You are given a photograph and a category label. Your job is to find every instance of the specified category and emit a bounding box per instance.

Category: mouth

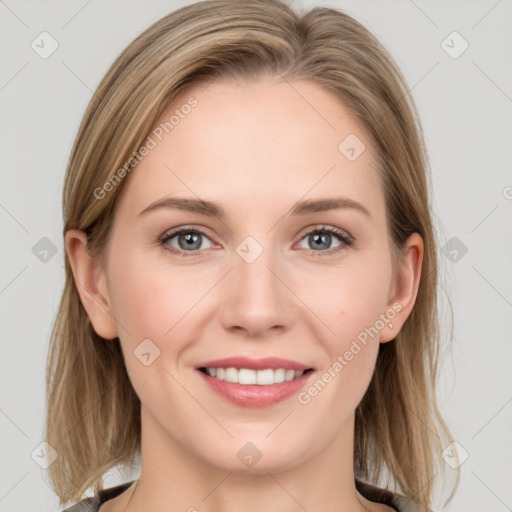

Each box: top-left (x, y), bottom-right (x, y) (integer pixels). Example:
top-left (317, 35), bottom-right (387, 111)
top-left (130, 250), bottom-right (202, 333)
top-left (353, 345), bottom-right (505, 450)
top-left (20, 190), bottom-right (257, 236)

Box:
top-left (195, 357), bottom-right (315, 408)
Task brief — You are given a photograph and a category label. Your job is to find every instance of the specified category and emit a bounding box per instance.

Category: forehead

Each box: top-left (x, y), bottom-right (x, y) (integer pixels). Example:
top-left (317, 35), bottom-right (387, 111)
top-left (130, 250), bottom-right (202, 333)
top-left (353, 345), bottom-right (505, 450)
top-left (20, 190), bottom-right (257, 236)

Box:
top-left (114, 78), bottom-right (383, 222)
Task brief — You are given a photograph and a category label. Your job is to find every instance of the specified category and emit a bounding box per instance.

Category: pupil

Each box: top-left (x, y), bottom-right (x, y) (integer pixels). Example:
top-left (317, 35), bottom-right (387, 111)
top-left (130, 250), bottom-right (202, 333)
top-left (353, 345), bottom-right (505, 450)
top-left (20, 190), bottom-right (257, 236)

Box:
top-left (312, 233), bottom-right (330, 250)
top-left (181, 233), bottom-right (200, 249)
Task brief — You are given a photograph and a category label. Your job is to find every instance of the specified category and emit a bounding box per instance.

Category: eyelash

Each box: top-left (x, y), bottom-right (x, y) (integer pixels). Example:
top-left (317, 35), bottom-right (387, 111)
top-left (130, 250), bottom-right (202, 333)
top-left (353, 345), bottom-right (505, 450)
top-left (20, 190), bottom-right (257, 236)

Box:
top-left (158, 225), bottom-right (354, 258)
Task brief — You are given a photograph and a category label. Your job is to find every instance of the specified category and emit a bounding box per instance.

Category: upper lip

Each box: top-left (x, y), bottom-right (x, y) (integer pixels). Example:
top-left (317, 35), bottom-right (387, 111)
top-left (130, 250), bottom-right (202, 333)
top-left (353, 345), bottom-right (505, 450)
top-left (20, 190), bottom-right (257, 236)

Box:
top-left (196, 357), bottom-right (313, 371)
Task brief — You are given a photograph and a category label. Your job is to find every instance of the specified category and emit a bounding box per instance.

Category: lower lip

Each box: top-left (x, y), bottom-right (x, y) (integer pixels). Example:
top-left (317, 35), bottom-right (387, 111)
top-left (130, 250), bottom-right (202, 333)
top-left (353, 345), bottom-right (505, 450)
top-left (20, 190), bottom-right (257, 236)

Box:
top-left (197, 369), bottom-right (314, 408)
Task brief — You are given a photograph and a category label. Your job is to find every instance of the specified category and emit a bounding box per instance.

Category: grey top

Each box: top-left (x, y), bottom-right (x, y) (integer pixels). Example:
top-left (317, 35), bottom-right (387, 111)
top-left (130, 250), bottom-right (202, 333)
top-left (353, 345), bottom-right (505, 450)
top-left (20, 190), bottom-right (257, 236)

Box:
top-left (60, 479), bottom-right (427, 512)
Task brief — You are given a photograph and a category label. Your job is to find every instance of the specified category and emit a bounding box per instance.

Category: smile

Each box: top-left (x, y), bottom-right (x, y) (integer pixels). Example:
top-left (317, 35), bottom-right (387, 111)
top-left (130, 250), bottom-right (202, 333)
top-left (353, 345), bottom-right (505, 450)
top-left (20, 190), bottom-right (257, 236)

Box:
top-left (200, 367), bottom-right (312, 385)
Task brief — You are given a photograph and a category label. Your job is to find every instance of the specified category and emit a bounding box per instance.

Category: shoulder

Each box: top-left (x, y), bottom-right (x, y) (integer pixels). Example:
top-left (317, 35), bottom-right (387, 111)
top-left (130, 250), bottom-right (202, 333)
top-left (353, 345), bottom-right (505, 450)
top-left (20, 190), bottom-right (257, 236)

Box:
top-left (59, 481), bottom-right (136, 512)
top-left (356, 478), bottom-right (429, 512)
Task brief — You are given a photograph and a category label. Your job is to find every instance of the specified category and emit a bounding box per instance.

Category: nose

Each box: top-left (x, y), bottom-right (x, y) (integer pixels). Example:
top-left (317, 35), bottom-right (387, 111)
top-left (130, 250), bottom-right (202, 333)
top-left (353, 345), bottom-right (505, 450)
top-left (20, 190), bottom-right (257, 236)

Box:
top-left (218, 241), bottom-right (295, 339)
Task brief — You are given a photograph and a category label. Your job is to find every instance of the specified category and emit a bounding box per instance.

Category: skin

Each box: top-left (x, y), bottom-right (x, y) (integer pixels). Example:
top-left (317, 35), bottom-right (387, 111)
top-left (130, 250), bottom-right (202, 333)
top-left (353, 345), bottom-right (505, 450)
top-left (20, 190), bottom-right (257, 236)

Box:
top-left (66, 77), bottom-right (423, 512)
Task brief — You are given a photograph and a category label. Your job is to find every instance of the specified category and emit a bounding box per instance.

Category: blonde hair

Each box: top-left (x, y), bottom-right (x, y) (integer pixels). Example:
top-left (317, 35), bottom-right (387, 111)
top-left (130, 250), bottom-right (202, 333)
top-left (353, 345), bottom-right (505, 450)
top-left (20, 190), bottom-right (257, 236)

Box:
top-left (45, 1), bottom-right (459, 509)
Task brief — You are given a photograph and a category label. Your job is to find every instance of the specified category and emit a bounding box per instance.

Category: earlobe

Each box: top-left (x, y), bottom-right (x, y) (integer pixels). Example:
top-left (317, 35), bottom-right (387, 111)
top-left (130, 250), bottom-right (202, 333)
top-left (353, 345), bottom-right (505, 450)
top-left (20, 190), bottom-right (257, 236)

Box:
top-left (380, 232), bottom-right (424, 344)
top-left (65, 229), bottom-right (118, 340)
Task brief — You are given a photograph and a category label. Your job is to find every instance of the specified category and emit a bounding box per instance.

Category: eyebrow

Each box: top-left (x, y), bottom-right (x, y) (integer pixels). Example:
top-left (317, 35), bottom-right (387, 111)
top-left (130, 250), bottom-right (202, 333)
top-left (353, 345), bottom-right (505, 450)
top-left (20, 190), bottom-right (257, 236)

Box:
top-left (138, 196), bottom-right (371, 219)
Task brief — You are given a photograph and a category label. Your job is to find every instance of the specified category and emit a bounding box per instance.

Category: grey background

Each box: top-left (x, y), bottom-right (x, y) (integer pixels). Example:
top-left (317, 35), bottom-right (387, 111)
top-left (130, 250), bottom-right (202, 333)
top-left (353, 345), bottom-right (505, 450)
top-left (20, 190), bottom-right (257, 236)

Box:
top-left (1, 0), bottom-right (511, 510)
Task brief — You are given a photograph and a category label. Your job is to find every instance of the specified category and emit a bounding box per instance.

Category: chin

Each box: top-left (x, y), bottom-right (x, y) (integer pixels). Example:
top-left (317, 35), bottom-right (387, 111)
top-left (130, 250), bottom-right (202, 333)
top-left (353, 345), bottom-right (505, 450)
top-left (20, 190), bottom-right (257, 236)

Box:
top-left (197, 439), bottom-right (309, 475)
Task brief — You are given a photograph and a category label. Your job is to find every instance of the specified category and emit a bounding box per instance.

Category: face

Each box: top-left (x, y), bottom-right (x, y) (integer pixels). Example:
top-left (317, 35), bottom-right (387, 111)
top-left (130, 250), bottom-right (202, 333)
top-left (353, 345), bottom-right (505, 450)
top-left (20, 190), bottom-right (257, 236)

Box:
top-left (76, 77), bottom-right (420, 475)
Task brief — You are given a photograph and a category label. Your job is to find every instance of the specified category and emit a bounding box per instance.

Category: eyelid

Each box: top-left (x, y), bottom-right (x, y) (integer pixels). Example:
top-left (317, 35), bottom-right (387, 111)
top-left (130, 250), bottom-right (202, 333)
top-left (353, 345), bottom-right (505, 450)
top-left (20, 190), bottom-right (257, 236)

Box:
top-left (296, 224), bottom-right (353, 243)
top-left (294, 225), bottom-right (354, 254)
top-left (158, 225), bottom-right (215, 257)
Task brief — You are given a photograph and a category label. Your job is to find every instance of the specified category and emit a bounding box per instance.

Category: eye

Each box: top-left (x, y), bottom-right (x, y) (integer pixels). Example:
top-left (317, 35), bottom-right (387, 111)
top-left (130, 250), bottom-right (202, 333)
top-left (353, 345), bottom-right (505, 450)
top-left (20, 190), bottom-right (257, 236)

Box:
top-left (296, 225), bottom-right (354, 255)
top-left (159, 225), bottom-right (354, 258)
top-left (159, 227), bottom-right (214, 257)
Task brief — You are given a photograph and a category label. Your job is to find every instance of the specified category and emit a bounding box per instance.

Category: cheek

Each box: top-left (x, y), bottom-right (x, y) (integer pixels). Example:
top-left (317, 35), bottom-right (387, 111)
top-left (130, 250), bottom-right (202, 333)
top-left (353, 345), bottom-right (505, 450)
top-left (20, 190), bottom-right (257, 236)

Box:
top-left (299, 262), bottom-right (390, 408)
top-left (106, 253), bottom-right (200, 404)
top-left (107, 250), bottom-right (197, 350)
top-left (298, 269), bottom-right (388, 418)
top-left (307, 263), bottom-right (391, 347)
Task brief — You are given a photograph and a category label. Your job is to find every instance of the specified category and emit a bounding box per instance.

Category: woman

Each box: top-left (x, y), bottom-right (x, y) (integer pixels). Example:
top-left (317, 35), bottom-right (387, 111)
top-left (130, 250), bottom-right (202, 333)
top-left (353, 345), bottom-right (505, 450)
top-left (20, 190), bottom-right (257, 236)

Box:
top-left (45, 1), bottom-right (460, 511)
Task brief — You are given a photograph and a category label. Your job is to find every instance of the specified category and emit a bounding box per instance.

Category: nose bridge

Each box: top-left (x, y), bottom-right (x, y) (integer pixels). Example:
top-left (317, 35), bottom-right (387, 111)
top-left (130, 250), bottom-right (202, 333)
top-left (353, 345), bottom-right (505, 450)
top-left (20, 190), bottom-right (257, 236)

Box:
top-left (219, 232), bottom-right (292, 335)
top-left (234, 233), bottom-right (282, 303)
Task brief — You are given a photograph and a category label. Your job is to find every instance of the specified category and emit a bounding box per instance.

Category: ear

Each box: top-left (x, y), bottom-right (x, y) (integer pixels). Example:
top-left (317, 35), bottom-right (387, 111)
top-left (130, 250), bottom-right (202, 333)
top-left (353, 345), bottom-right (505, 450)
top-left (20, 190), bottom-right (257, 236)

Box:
top-left (380, 232), bottom-right (424, 343)
top-left (65, 229), bottom-right (118, 340)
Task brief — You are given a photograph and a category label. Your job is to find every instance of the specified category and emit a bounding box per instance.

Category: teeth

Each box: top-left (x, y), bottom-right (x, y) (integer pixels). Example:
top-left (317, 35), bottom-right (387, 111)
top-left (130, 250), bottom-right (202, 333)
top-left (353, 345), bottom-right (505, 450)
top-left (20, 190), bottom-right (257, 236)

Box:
top-left (203, 367), bottom-right (306, 385)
